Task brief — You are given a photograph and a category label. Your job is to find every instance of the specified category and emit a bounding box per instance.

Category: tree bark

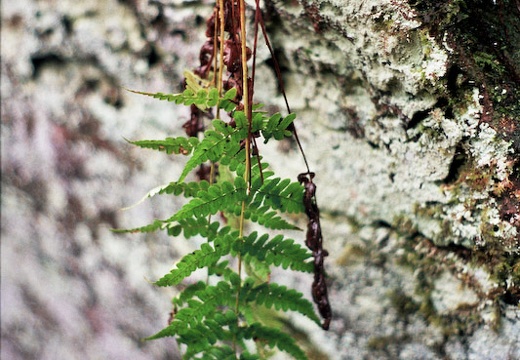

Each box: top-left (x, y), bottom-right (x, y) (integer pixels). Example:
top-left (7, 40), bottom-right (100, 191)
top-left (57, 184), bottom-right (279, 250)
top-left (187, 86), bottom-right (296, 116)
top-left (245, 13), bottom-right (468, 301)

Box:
top-left (1, 0), bottom-right (518, 359)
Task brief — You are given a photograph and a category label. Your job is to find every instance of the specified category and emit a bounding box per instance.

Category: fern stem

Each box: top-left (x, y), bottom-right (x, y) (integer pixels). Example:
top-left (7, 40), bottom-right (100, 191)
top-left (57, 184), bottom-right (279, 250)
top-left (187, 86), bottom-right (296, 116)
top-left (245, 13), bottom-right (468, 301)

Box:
top-left (235, 0), bottom-right (251, 357)
top-left (205, 162), bottom-right (217, 285)
top-left (216, 0), bottom-right (226, 120)
top-left (239, 0), bottom-right (249, 121)
top-left (239, 0), bottom-right (251, 185)
top-left (212, 6), bottom-right (219, 88)
top-left (254, 0), bottom-right (311, 174)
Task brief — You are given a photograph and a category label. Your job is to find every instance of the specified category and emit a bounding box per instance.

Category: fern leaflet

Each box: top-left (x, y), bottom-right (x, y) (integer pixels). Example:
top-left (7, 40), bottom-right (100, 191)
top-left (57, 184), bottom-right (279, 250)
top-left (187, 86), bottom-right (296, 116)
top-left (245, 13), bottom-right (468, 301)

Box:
top-left (178, 120), bottom-right (248, 182)
top-left (241, 280), bottom-right (321, 326)
top-left (155, 241), bottom-right (230, 287)
top-left (261, 112), bottom-right (296, 143)
top-left (250, 176), bottom-right (305, 214)
top-left (126, 136), bottom-right (199, 155)
top-left (168, 177), bottom-right (247, 222)
top-left (239, 323), bottom-right (307, 360)
top-left (233, 232), bottom-right (314, 273)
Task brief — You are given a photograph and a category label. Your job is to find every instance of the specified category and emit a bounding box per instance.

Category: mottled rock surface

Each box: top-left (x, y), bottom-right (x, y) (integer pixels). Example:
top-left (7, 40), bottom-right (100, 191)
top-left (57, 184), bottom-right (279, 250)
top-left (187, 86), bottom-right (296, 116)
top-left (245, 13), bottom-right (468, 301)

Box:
top-left (2, 0), bottom-right (518, 359)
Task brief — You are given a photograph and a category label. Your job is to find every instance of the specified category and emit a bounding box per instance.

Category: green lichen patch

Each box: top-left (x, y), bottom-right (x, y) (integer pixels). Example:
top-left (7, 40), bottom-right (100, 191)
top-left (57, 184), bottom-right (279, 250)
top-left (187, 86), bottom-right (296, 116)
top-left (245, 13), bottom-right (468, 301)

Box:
top-left (391, 232), bottom-right (490, 334)
top-left (391, 219), bottom-right (520, 333)
top-left (387, 289), bottom-right (421, 319)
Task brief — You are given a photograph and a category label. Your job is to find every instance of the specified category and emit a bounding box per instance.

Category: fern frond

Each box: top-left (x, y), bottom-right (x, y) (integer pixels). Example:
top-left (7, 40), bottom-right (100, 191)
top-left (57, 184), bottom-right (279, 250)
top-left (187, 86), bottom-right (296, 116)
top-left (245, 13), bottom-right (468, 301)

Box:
top-left (145, 317), bottom-right (192, 340)
top-left (178, 119), bottom-right (248, 182)
top-left (173, 282), bottom-right (236, 326)
top-left (170, 218), bottom-right (222, 238)
top-left (126, 88), bottom-right (219, 110)
top-left (112, 214), bottom-right (219, 239)
top-left (167, 178), bottom-right (247, 222)
top-left (111, 219), bottom-right (165, 234)
top-left (245, 206), bottom-right (302, 230)
top-left (241, 281), bottom-right (321, 326)
top-left (147, 310), bottom-right (238, 357)
top-left (261, 113), bottom-right (296, 143)
top-left (126, 136), bottom-right (199, 155)
top-left (149, 315), bottom-right (235, 357)
top-left (234, 232), bottom-right (313, 273)
top-left (194, 345), bottom-right (237, 360)
top-left (207, 260), bottom-right (238, 281)
top-left (146, 310), bottom-right (231, 340)
top-left (156, 180), bottom-right (210, 198)
top-left (155, 240), bottom-right (231, 287)
top-left (239, 323), bottom-right (307, 360)
top-left (126, 86), bottom-right (237, 113)
top-left (250, 177), bottom-right (305, 214)
top-left (219, 88), bottom-right (238, 112)
top-left (238, 353), bottom-right (261, 360)
top-left (172, 281), bottom-right (207, 307)
top-left (223, 203), bottom-right (301, 230)
top-left (114, 180), bottom-right (210, 215)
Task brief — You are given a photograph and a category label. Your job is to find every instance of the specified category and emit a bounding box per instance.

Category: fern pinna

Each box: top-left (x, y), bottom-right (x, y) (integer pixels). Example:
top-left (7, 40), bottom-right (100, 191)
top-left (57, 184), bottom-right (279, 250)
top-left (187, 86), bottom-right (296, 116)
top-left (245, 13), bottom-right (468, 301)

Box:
top-left (117, 0), bottom-right (331, 358)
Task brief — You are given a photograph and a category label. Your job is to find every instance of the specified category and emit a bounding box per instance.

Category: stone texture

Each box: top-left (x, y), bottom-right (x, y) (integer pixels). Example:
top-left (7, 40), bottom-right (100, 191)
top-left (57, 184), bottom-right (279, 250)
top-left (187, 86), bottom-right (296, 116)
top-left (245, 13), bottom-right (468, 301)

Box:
top-left (1, 0), bottom-right (518, 359)
top-left (261, 0), bottom-right (517, 246)
top-left (1, 0), bottom-right (206, 358)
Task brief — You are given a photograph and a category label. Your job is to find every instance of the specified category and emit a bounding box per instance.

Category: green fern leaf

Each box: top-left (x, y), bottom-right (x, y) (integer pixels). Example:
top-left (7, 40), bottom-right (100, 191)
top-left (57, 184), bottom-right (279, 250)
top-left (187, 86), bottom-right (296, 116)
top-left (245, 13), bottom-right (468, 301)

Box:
top-left (207, 260), bottom-right (239, 282)
top-left (182, 310), bottom-right (238, 357)
top-left (173, 282), bottom-right (236, 327)
top-left (156, 180), bottom-right (210, 198)
top-left (146, 309), bottom-right (235, 342)
top-left (243, 281), bottom-right (321, 326)
top-left (126, 87), bottom-right (217, 110)
top-left (112, 180), bottom-right (209, 218)
top-left (196, 345), bottom-right (237, 360)
top-left (234, 232), bottom-right (313, 273)
top-left (126, 136), bottom-right (199, 155)
top-left (251, 110), bottom-right (267, 133)
top-left (172, 281), bottom-right (207, 307)
top-left (167, 178), bottom-right (247, 222)
top-left (250, 177), bottom-right (305, 214)
top-left (145, 318), bottom-right (189, 340)
top-left (224, 203), bottom-right (301, 230)
top-left (114, 183), bottom-right (219, 238)
top-left (218, 88), bottom-right (238, 112)
top-left (261, 113), bottom-right (296, 143)
top-left (111, 219), bottom-right (165, 234)
top-left (239, 323), bottom-right (307, 360)
top-left (170, 218), bottom-right (221, 238)
top-left (127, 86), bottom-right (237, 113)
top-left (178, 119), bottom-right (248, 182)
top-left (112, 215), bottom-right (218, 238)
top-left (238, 353), bottom-right (261, 360)
top-left (155, 241), bottom-right (231, 287)
top-left (125, 88), bottom-right (186, 102)
top-left (245, 206), bottom-right (302, 230)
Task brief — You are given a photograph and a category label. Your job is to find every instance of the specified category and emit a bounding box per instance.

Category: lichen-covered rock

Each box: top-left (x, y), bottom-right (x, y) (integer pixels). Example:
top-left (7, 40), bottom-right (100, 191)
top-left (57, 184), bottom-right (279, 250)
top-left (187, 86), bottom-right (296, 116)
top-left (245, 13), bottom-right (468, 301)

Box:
top-left (1, 0), bottom-right (518, 359)
top-left (261, 0), bottom-right (518, 246)
top-left (257, 0), bottom-right (519, 358)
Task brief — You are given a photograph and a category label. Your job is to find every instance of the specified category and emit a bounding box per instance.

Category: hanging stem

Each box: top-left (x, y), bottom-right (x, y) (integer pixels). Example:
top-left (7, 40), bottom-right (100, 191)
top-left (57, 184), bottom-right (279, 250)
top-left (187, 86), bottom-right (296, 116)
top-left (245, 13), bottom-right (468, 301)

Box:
top-left (212, 7), bottom-right (219, 88)
top-left (239, 0), bottom-right (251, 180)
top-left (254, 0), bottom-right (311, 174)
top-left (216, 0), bottom-right (226, 120)
top-left (234, 0), bottom-right (251, 356)
top-left (236, 0), bottom-right (250, 295)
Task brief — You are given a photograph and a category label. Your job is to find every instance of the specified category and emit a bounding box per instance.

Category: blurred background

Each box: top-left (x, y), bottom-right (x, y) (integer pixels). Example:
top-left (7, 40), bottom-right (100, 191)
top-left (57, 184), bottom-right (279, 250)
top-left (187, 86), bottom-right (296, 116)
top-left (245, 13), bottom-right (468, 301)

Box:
top-left (1, 0), bottom-right (212, 358)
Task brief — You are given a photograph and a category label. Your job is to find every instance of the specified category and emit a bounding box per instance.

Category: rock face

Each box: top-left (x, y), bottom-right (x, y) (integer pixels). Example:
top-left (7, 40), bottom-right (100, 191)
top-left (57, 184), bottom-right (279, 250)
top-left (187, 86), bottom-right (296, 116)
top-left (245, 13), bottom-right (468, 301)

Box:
top-left (2, 0), bottom-right (518, 359)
